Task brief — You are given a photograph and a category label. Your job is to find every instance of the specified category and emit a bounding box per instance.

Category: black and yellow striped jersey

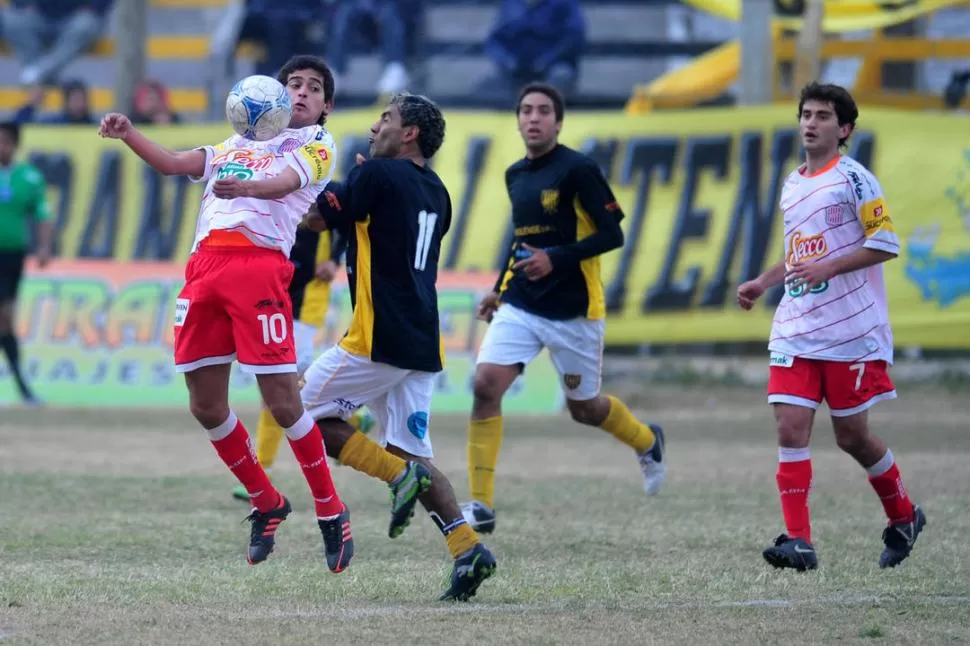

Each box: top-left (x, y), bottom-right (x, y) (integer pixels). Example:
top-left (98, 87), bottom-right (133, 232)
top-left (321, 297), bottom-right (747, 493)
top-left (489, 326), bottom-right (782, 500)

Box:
top-left (289, 226), bottom-right (346, 327)
top-left (315, 158), bottom-right (452, 373)
top-left (495, 144), bottom-right (625, 321)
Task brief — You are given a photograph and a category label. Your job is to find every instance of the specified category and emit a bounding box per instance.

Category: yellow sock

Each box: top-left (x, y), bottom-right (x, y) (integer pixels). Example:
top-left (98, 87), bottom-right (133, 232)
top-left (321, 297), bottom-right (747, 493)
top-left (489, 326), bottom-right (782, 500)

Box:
top-left (467, 417), bottom-right (503, 509)
top-left (337, 431), bottom-right (407, 484)
top-left (255, 407), bottom-right (285, 468)
top-left (600, 395), bottom-right (655, 453)
top-left (446, 523), bottom-right (480, 559)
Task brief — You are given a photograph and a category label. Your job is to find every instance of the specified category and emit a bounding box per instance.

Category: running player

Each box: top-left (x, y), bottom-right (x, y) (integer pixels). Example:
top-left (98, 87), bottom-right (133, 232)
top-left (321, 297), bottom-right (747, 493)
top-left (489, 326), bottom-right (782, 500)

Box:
top-left (98, 55), bottom-right (354, 572)
top-left (230, 227), bottom-right (376, 503)
top-left (737, 82), bottom-right (925, 571)
top-left (301, 93), bottom-right (497, 601)
top-left (460, 83), bottom-right (667, 534)
top-left (0, 121), bottom-right (51, 407)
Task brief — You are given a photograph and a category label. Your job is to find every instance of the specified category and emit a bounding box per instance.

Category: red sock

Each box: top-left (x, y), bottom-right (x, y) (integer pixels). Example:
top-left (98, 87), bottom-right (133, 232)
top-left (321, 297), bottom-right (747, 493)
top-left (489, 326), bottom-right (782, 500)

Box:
top-left (210, 415), bottom-right (280, 513)
top-left (867, 450), bottom-right (914, 525)
top-left (776, 450), bottom-right (813, 543)
top-left (286, 413), bottom-right (344, 518)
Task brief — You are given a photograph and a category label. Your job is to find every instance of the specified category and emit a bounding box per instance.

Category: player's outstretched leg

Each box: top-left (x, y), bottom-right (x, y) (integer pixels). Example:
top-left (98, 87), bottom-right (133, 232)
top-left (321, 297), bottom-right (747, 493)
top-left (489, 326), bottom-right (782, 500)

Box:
top-left (185, 365), bottom-right (290, 565)
top-left (763, 404), bottom-right (818, 571)
top-left (567, 395), bottom-right (666, 496)
top-left (233, 404), bottom-right (285, 502)
top-left (830, 413), bottom-right (926, 568)
top-left (258, 373), bottom-right (353, 573)
top-left (317, 418), bottom-right (431, 538)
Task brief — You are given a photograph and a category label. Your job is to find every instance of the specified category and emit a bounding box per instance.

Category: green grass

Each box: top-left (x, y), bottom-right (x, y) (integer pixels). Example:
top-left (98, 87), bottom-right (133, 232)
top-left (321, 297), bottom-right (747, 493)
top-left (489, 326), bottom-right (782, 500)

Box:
top-left (1, 385), bottom-right (969, 645)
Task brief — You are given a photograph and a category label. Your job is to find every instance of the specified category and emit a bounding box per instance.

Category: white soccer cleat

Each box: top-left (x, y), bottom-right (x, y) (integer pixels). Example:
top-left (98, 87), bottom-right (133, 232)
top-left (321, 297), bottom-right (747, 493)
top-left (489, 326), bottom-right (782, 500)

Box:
top-left (638, 424), bottom-right (667, 496)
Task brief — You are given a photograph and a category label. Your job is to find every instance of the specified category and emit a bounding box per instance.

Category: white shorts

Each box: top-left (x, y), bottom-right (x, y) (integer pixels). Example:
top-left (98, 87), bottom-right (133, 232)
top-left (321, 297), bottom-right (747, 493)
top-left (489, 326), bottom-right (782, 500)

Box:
top-left (293, 320), bottom-right (318, 375)
top-left (477, 303), bottom-right (605, 401)
top-left (300, 345), bottom-right (436, 458)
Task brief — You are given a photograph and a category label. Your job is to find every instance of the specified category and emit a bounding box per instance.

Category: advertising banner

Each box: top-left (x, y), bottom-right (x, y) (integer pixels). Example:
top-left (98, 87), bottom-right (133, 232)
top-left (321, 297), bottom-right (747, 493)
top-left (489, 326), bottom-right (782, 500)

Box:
top-left (10, 106), bottom-right (970, 357)
top-left (0, 262), bottom-right (564, 410)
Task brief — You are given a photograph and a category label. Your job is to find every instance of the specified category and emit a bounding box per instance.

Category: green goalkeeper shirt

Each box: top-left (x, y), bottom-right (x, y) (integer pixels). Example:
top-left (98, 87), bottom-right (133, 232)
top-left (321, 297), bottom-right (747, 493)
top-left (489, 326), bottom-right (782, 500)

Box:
top-left (0, 161), bottom-right (50, 252)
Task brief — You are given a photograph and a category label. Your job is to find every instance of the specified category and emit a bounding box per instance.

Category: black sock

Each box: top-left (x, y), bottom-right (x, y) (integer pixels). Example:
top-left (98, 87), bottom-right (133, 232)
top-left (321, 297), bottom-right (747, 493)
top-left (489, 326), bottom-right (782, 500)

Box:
top-left (0, 333), bottom-right (32, 399)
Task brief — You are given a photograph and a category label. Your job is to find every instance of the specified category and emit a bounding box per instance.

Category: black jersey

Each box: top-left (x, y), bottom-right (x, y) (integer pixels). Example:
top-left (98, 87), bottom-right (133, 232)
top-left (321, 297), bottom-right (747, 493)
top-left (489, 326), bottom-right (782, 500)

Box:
top-left (316, 158), bottom-right (452, 372)
top-left (289, 226), bottom-right (346, 326)
top-left (496, 144), bottom-right (625, 320)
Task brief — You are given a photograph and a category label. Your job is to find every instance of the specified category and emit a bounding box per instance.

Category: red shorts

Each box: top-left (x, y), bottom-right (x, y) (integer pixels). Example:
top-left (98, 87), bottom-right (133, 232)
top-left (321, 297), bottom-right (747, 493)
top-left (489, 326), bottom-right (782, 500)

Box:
top-left (767, 356), bottom-right (897, 417)
top-left (174, 244), bottom-right (296, 374)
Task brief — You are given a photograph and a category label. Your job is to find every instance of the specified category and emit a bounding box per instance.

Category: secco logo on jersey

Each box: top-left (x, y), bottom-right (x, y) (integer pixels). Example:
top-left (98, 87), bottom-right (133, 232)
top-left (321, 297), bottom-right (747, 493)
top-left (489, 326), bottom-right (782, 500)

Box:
top-left (211, 149), bottom-right (275, 180)
top-left (786, 231), bottom-right (828, 265)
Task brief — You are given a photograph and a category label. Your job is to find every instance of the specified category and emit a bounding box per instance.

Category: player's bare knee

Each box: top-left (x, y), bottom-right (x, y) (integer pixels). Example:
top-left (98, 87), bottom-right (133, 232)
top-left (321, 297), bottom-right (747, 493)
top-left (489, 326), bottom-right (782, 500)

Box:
top-left (257, 373), bottom-right (303, 428)
top-left (316, 417), bottom-right (354, 457)
top-left (188, 398), bottom-right (230, 429)
top-left (472, 364), bottom-right (517, 417)
top-left (773, 405), bottom-right (813, 447)
top-left (566, 397), bottom-right (607, 426)
top-left (832, 415), bottom-right (869, 454)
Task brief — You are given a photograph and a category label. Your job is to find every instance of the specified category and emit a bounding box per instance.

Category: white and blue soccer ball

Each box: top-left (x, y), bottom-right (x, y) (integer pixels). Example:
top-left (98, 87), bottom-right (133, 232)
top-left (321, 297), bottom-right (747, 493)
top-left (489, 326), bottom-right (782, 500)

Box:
top-left (225, 75), bottom-right (292, 141)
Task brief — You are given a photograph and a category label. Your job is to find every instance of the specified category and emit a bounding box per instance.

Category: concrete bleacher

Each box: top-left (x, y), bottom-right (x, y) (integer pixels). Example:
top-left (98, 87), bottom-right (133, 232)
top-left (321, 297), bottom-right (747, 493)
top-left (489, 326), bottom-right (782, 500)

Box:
top-left (0, 0), bottom-right (693, 120)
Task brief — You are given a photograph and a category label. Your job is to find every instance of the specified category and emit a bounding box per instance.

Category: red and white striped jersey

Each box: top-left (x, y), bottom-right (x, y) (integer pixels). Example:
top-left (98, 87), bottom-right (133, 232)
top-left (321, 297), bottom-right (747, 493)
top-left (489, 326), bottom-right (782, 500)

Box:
top-left (768, 155), bottom-right (899, 364)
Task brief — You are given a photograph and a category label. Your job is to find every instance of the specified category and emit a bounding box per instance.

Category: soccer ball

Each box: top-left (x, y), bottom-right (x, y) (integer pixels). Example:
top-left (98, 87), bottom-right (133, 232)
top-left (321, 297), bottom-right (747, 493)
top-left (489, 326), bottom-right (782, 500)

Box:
top-left (225, 75), bottom-right (292, 141)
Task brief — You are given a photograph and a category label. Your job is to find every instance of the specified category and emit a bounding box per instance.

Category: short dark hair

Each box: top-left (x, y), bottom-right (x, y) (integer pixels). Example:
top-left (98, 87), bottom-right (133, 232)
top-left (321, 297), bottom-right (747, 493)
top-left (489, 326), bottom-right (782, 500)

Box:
top-left (0, 121), bottom-right (20, 146)
top-left (516, 82), bottom-right (564, 122)
top-left (798, 82), bottom-right (859, 147)
top-left (276, 55), bottom-right (335, 126)
top-left (390, 92), bottom-right (446, 159)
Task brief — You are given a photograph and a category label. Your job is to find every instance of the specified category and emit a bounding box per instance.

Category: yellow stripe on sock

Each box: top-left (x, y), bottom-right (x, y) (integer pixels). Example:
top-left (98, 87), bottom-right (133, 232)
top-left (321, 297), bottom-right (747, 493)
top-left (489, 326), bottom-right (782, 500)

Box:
top-left (446, 523), bottom-right (480, 560)
top-left (467, 416), bottom-right (503, 509)
top-left (337, 431), bottom-right (406, 484)
top-left (600, 395), bottom-right (655, 453)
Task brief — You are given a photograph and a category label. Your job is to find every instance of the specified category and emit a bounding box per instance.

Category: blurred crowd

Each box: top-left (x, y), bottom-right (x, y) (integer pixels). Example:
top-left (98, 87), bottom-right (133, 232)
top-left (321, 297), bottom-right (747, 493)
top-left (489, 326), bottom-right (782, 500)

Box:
top-left (0, 0), bottom-right (590, 125)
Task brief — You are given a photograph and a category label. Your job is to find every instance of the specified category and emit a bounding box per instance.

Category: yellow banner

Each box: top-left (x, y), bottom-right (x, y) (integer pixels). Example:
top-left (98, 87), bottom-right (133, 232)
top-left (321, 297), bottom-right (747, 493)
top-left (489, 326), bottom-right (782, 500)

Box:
top-left (20, 106), bottom-right (970, 349)
top-left (680, 0), bottom-right (967, 32)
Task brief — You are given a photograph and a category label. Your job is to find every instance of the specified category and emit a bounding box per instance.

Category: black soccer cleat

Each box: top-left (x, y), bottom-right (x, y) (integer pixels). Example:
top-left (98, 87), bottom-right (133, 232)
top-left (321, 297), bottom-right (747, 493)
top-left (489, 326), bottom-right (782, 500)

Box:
top-left (880, 505), bottom-right (926, 569)
top-left (318, 505), bottom-right (354, 573)
top-left (763, 534), bottom-right (818, 571)
top-left (245, 495), bottom-right (292, 565)
top-left (439, 543), bottom-right (497, 602)
top-left (460, 500), bottom-right (496, 535)
top-left (388, 461), bottom-right (432, 538)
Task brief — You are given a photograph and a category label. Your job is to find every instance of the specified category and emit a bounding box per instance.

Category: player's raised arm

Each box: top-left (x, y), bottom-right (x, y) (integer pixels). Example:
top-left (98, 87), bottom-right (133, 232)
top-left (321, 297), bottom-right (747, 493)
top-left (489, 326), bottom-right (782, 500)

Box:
top-left (99, 113), bottom-right (205, 177)
top-left (545, 161), bottom-right (625, 268)
top-left (313, 162), bottom-right (380, 232)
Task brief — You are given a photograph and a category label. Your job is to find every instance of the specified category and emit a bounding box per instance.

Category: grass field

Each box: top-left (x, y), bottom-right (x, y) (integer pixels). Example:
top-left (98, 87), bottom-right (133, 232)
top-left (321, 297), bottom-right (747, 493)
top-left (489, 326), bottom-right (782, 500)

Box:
top-left (2, 385), bottom-right (969, 645)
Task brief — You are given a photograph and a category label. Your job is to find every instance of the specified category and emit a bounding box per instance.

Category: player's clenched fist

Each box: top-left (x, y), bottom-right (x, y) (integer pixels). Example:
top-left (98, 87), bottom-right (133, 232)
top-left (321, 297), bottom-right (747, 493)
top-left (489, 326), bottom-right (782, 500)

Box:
top-left (737, 279), bottom-right (765, 311)
top-left (99, 113), bottom-right (132, 139)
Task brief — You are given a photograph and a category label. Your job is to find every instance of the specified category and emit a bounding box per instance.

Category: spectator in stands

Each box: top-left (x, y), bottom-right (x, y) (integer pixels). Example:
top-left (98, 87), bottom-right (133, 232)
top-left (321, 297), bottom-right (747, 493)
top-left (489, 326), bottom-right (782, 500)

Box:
top-left (325, 0), bottom-right (413, 95)
top-left (1, 0), bottom-right (114, 86)
top-left (131, 79), bottom-right (180, 125)
top-left (13, 80), bottom-right (96, 125)
top-left (242, 0), bottom-right (320, 77)
top-left (479, 0), bottom-right (585, 103)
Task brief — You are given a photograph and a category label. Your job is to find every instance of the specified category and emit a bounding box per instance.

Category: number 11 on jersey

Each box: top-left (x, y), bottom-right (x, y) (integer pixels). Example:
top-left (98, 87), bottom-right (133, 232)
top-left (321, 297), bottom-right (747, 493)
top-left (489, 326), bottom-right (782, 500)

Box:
top-left (414, 209), bottom-right (438, 272)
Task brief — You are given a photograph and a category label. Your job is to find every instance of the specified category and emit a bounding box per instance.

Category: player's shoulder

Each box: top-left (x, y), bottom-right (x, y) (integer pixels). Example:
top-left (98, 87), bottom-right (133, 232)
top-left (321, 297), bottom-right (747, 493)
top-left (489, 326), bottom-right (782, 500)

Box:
top-left (838, 155), bottom-right (882, 198)
top-left (15, 162), bottom-right (45, 185)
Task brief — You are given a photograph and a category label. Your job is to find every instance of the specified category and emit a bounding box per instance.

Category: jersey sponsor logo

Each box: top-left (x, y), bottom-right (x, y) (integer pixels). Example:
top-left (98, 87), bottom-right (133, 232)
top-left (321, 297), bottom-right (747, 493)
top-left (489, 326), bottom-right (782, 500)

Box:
top-left (769, 352), bottom-right (794, 367)
top-left (605, 200), bottom-right (621, 212)
top-left (298, 143), bottom-right (333, 183)
top-left (563, 373), bottom-right (582, 389)
top-left (861, 198), bottom-right (893, 235)
top-left (847, 169), bottom-right (865, 200)
top-left (787, 278), bottom-right (829, 298)
top-left (541, 189), bottom-right (559, 213)
top-left (174, 298), bottom-right (190, 326)
top-left (407, 411), bottom-right (429, 439)
top-left (210, 148), bottom-right (275, 175)
top-left (514, 224), bottom-right (555, 236)
top-left (786, 231), bottom-right (828, 265)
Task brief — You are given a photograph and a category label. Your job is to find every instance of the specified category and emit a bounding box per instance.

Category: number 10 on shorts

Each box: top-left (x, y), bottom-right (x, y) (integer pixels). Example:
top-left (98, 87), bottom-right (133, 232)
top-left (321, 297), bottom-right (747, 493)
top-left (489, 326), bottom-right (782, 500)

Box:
top-left (257, 313), bottom-right (288, 345)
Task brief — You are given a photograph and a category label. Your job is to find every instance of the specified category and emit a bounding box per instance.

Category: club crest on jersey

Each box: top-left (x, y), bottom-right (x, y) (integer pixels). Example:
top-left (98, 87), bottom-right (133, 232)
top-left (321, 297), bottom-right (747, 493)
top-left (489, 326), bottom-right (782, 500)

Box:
top-left (825, 204), bottom-right (851, 226)
top-left (541, 189), bottom-right (559, 214)
top-left (276, 138), bottom-right (302, 154)
top-left (786, 231), bottom-right (828, 265)
top-left (563, 373), bottom-right (582, 390)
